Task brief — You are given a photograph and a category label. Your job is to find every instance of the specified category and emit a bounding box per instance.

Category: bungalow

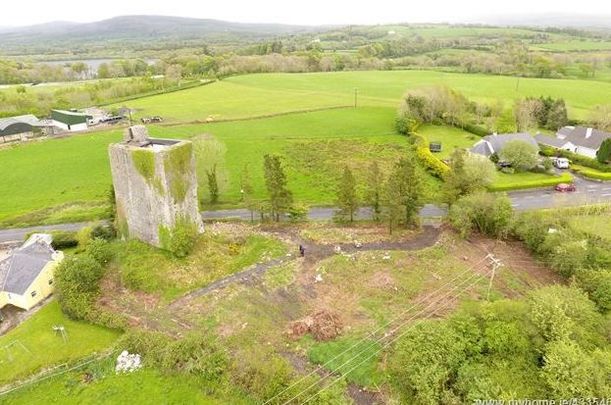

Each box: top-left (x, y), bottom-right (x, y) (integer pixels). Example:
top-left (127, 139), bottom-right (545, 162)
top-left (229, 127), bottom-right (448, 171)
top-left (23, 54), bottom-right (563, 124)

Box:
top-left (0, 234), bottom-right (64, 311)
top-left (470, 133), bottom-right (539, 158)
top-left (536, 126), bottom-right (611, 159)
top-left (51, 109), bottom-right (91, 132)
top-left (0, 114), bottom-right (42, 143)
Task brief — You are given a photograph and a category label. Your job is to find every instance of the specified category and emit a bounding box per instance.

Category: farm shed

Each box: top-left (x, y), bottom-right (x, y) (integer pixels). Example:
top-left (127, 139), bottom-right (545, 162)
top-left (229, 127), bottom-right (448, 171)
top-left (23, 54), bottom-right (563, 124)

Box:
top-left (0, 115), bottom-right (41, 143)
top-left (51, 109), bottom-right (91, 132)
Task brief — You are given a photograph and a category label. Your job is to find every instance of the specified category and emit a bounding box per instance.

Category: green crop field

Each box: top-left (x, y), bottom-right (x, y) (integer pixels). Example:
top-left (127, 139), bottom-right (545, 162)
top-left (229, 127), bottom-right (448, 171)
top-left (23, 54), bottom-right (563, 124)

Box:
top-left (114, 70), bottom-right (611, 122)
top-left (0, 301), bottom-right (121, 385)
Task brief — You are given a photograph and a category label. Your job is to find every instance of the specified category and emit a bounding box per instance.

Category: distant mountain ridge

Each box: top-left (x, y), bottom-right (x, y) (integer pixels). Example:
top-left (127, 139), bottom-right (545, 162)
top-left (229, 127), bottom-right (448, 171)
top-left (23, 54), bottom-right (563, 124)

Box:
top-left (0, 15), bottom-right (319, 52)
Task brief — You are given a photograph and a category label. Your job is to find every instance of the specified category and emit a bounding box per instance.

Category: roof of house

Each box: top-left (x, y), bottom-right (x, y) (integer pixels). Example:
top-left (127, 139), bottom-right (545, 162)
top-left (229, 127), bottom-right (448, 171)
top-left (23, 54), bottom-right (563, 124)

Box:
top-left (0, 235), bottom-right (56, 295)
top-left (558, 126), bottom-right (611, 150)
top-left (535, 134), bottom-right (569, 148)
top-left (470, 133), bottom-right (538, 157)
top-left (470, 140), bottom-right (494, 156)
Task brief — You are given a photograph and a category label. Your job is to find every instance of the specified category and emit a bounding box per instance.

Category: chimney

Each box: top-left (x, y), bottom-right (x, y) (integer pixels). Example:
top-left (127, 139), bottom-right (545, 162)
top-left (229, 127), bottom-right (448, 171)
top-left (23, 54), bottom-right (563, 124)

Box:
top-left (585, 128), bottom-right (593, 139)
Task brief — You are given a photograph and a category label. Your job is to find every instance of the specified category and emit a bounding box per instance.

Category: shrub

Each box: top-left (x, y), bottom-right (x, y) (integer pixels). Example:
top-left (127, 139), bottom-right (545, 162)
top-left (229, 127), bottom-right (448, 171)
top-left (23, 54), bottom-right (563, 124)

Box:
top-left (389, 320), bottom-right (468, 404)
top-left (87, 238), bottom-right (115, 265)
top-left (55, 254), bottom-right (104, 319)
top-left (415, 143), bottom-right (450, 179)
top-left (120, 330), bottom-right (227, 385)
top-left (576, 270), bottom-right (611, 313)
top-left (90, 223), bottom-right (116, 240)
top-left (499, 140), bottom-right (538, 171)
top-left (449, 192), bottom-right (513, 238)
top-left (287, 203), bottom-right (309, 223)
top-left (50, 231), bottom-right (79, 249)
top-left (159, 218), bottom-right (198, 258)
top-left (76, 226), bottom-right (94, 247)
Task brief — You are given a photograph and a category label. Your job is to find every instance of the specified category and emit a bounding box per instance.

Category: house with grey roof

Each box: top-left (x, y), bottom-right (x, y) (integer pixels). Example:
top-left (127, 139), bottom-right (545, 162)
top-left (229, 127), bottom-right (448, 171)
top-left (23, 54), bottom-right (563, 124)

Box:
top-left (0, 234), bottom-right (64, 311)
top-left (470, 133), bottom-right (539, 158)
top-left (537, 126), bottom-right (611, 159)
top-left (0, 114), bottom-right (42, 143)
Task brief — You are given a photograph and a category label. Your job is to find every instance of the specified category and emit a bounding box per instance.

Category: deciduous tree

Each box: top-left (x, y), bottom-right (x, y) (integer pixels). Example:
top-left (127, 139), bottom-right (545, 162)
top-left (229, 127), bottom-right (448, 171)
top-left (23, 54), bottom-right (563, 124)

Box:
top-left (335, 166), bottom-right (358, 222)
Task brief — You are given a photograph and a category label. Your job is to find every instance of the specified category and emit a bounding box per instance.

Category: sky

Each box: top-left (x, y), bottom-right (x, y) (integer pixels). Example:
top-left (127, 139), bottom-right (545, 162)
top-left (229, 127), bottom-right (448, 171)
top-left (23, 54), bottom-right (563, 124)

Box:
top-left (2, 0), bottom-right (610, 27)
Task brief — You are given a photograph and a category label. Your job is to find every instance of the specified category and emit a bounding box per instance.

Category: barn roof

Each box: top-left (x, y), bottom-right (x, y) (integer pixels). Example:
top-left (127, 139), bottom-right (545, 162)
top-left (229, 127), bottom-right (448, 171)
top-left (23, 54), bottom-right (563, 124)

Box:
top-left (0, 114), bottom-right (40, 131)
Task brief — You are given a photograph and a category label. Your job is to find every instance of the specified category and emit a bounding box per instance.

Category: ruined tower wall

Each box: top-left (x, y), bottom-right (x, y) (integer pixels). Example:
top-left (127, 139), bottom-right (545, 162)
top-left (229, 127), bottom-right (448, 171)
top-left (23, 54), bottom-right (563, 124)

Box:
top-left (108, 130), bottom-right (203, 247)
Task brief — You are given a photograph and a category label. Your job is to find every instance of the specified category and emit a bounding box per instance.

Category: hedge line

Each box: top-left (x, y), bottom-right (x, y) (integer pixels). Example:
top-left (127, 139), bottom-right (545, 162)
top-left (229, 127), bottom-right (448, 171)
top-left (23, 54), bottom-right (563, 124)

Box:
top-left (488, 172), bottom-right (573, 192)
top-left (571, 165), bottom-right (611, 180)
top-left (411, 133), bottom-right (450, 178)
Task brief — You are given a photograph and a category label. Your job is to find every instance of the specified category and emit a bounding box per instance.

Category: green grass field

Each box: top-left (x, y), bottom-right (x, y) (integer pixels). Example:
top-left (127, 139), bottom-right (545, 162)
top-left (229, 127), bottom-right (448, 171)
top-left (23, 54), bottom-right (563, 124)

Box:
top-left (114, 70), bottom-right (611, 122)
top-left (3, 69), bottom-right (610, 226)
top-left (0, 106), bottom-right (441, 225)
top-left (0, 301), bottom-right (121, 385)
top-left (531, 41), bottom-right (611, 52)
top-left (2, 357), bottom-right (228, 404)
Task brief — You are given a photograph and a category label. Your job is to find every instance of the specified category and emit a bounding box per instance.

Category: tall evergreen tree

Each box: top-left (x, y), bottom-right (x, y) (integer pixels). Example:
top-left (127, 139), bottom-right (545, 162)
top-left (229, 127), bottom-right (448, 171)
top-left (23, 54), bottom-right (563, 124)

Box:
top-left (597, 138), bottom-right (611, 164)
top-left (240, 164), bottom-right (256, 222)
top-left (206, 164), bottom-right (219, 204)
top-left (263, 154), bottom-right (293, 222)
top-left (335, 166), bottom-right (358, 222)
top-left (365, 161), bottom-right (383, 222)
top-left (388, 155), bottom-right (426, 228)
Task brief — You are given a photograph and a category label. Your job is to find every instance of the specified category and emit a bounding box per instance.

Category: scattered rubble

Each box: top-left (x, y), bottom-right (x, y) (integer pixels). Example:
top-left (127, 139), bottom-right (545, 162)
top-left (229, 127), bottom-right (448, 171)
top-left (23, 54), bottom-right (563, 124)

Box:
top-left (115, 350), bottom-right (142, 374)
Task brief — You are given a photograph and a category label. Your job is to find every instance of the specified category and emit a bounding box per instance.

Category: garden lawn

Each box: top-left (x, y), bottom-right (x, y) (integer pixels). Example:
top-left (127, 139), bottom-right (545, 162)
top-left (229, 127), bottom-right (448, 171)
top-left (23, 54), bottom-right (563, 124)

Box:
top-left (0, 300), bottom-right (121, 385)
top-left (418, 124), bottom-right (480, 158)
top-left (489, 171), bottom-right (573, 191)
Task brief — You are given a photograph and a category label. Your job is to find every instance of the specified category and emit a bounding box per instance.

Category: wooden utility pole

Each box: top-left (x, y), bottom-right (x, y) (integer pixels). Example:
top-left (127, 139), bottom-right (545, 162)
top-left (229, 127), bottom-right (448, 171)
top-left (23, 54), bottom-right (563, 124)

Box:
top-left (354, 88), bottom-right (358, 108)
top-left (486, 254), bottom-right (503, 301)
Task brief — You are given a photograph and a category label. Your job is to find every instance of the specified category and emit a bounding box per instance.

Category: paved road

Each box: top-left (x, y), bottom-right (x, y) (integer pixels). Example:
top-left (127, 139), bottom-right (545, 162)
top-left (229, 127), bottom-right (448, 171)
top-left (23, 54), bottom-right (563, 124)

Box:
top-left (1, 178), bottom-right (609, 244)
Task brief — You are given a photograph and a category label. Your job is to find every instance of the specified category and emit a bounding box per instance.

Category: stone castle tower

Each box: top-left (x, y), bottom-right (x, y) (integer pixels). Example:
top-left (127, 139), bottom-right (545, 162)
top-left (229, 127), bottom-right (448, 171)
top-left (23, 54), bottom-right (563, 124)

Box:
top-left (108, 125), bottom-right (204, 247)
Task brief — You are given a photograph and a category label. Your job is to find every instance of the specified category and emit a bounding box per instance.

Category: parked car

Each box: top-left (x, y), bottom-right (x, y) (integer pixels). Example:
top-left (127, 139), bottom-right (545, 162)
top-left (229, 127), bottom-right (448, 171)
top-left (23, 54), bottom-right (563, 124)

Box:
top-left (553, 157), bottom-right (570, 169)
top-left (554, 183), bottom-right (576, 192)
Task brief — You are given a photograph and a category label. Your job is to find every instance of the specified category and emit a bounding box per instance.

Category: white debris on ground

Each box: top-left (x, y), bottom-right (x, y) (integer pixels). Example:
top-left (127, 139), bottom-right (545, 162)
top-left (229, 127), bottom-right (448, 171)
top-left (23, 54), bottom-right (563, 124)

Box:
top-left (115, 350), bottom-right (142, 374)
top-left (334, 246), bottom-right (342, 254)
top-left (382, 254), bottom-right (391, 261)
top-left (354, 241), bottom-right (362, 248)
top-left (314, 274), bottom-right (323, 283)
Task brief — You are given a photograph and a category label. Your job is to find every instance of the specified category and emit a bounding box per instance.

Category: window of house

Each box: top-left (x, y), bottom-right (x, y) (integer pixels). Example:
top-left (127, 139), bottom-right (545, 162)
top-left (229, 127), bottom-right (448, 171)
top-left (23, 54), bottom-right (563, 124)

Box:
top-left (31, 291), bottom-right (37, 298)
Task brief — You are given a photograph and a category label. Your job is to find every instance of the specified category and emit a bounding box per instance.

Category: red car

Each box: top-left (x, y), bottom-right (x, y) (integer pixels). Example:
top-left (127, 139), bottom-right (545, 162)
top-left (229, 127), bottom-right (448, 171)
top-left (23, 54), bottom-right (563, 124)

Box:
top-left (554, 183), bottom-right (576, 192)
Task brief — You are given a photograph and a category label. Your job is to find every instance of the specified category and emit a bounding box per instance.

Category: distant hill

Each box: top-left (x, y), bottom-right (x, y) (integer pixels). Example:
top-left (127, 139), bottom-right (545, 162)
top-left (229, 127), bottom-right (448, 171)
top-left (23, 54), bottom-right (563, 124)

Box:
top-left (473, 13), bottom-right (611, 30)
top-left (0, 15), bottom-right (320, 55)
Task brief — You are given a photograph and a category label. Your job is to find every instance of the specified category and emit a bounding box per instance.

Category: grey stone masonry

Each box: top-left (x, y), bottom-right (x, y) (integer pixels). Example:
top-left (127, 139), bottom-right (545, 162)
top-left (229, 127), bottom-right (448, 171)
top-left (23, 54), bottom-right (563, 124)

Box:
top-left (108, 126), bottom-right (204, 247)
